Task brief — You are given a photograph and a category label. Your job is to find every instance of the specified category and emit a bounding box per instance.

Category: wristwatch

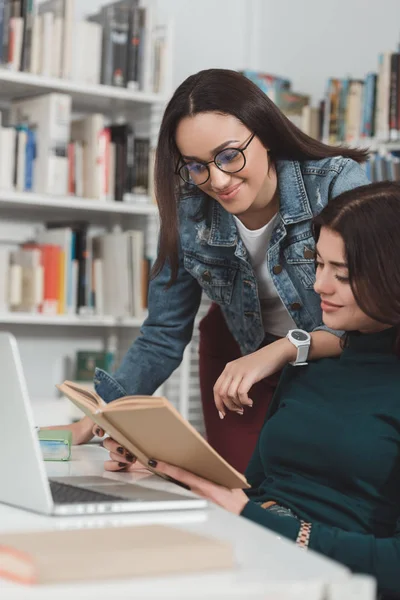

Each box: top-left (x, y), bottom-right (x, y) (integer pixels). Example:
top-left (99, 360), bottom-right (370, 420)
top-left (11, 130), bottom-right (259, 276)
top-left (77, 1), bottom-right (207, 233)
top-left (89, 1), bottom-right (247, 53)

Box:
top-left (286, 329), bottom-right (311, 366)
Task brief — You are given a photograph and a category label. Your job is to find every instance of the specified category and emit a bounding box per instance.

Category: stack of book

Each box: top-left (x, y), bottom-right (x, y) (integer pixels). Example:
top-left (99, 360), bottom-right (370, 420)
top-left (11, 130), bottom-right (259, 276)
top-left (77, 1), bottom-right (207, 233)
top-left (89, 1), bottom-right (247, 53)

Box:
top-left (0, 223), bottom-right (150, 318)
top-left (241, 70), bottom-right (318, 139)
top-left (0, 92), bottom-right (151, 200)
top-left (0, 0), bottom-right (168, 93)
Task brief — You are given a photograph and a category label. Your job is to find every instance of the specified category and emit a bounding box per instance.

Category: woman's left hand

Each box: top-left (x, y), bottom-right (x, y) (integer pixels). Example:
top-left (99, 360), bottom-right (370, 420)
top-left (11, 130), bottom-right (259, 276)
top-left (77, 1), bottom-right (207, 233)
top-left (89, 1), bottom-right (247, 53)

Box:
top-left (214, 337), bottom-right (296, 416)
top-left (150, 460), bottom-right (249, 515)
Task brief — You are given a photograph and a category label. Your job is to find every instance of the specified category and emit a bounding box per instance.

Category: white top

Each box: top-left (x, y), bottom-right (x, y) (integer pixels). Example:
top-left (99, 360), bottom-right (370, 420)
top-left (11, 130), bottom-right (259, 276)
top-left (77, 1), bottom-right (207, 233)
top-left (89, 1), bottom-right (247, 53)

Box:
top-left (234, 215), bottom-right (296, 337)
top-left (0, 445), bottom-right (357, 599)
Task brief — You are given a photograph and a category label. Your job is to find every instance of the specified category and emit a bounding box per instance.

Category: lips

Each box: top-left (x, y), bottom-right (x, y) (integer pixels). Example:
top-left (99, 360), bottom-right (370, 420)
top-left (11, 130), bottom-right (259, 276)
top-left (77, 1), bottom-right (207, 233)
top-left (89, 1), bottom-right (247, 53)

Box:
top-left (216, 182), bottom-right (242, 201)
top-left (321, 299), bottom-right (343, 311)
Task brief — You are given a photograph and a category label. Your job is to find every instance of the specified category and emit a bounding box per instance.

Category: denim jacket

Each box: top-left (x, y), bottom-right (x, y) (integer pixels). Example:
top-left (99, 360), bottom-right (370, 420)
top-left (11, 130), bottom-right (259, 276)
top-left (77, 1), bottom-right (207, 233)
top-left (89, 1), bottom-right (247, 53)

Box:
top-left (94, 157), bottom-right (369, 402)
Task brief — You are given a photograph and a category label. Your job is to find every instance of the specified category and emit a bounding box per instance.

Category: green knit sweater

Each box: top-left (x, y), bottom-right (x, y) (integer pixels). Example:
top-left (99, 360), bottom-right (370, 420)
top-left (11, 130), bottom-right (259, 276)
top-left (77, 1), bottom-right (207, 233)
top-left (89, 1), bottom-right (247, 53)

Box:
top-left (241, 328), bottom-right (400, 596)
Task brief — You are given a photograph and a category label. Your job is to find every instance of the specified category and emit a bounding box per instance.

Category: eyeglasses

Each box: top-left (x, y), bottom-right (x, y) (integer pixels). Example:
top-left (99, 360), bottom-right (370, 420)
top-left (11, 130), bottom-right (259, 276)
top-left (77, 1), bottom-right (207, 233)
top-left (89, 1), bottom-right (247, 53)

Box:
top-left (176, 133), bottom-right (256, 186)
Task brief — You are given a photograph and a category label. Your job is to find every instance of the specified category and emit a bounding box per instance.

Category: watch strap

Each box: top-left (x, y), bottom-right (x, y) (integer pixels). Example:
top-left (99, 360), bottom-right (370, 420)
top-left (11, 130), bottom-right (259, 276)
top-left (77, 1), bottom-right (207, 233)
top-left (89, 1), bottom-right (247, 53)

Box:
top-left (296, 344), bottom-right (309, 365)
top-left (296, 520), bottom-right (312, 550)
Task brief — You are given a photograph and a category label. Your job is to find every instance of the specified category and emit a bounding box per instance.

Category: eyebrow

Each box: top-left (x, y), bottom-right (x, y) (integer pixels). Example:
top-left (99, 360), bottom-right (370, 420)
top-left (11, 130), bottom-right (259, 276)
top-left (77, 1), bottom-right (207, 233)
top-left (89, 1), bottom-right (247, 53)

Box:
top-left (316, 250), bottom-right (348, 268)
top-left (181, 139), bottom-right (239, 161)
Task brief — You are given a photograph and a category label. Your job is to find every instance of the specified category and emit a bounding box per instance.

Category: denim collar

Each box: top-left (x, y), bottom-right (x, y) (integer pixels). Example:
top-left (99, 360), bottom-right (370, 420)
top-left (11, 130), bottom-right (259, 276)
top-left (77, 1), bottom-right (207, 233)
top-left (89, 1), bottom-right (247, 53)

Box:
top-left (207, 160), bottom-right (312, 246)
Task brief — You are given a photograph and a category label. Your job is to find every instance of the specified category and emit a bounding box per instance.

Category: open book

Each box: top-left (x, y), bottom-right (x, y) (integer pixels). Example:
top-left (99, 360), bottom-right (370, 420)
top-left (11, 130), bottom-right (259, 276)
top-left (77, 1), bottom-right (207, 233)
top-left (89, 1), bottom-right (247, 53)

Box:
top-left (57, 381), bottom-right (249, 489)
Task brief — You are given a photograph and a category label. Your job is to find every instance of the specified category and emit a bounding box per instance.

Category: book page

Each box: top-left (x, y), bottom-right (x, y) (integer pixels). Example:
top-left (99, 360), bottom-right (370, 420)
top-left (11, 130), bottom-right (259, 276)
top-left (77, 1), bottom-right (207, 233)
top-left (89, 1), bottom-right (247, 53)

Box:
top-left (60, 381), bottom-right (105, 408)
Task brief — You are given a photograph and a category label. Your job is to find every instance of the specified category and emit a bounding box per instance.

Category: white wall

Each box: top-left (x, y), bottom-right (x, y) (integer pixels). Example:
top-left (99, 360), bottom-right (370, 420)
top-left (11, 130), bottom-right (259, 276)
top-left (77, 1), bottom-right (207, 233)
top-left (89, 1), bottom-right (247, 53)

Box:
top-left (257, 0), bottom-right (400, 103)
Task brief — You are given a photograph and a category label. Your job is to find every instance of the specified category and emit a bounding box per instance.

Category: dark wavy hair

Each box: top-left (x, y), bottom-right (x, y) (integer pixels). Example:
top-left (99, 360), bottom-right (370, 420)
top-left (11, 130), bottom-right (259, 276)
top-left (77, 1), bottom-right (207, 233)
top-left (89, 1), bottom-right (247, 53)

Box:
top-left (313, 181), bottom-right (400, 353)
top-left (152, 68), bottom-right (369, 284)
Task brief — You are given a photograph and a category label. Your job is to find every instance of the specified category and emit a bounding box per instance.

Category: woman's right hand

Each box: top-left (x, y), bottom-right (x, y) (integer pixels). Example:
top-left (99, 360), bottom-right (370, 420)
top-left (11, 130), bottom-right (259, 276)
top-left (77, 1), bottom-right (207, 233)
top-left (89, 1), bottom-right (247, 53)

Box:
top-left (92, 425), bottom-right (149, 472)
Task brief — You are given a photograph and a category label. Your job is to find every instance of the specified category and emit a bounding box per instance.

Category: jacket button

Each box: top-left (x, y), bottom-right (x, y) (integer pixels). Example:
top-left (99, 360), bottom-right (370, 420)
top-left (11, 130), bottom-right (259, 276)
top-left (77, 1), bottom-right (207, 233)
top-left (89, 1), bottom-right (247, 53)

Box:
top-left (303, 248), bottom-right (315, 259)
top-left (290, 302), bottom-right (302, 311)
top-left (202, 270), bottom-right (212, 283)
top-left (273, 265), bottom-right (283, 275)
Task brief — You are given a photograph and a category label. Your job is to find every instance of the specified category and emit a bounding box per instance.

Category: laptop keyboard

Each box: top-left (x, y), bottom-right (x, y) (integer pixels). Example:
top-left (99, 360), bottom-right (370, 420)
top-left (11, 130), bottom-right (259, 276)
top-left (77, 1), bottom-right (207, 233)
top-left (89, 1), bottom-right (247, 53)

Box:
top-left (49, 480), bottom-right (126, 504)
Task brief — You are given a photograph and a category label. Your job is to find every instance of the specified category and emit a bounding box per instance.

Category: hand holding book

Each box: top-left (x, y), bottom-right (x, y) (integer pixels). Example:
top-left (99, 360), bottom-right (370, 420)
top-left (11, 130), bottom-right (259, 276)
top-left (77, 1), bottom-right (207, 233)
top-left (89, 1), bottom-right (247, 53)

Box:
top-left (97, 431), bottom-right (250, 516)
top-left (57, 380), bottom-right (249, 489)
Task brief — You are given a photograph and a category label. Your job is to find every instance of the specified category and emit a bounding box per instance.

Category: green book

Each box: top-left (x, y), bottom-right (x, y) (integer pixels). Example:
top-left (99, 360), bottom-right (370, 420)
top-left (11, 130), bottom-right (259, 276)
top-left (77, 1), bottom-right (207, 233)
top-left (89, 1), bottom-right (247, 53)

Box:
top-left (75, 351), bottom-right (115, 381)
top-left (37, 430), bottom-right (72, 461)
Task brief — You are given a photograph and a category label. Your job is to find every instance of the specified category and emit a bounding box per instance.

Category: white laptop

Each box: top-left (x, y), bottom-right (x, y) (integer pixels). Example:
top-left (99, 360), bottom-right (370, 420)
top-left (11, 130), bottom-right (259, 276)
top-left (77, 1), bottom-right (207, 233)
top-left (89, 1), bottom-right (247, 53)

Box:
top-left (0, 332), bottom-right (207, 516)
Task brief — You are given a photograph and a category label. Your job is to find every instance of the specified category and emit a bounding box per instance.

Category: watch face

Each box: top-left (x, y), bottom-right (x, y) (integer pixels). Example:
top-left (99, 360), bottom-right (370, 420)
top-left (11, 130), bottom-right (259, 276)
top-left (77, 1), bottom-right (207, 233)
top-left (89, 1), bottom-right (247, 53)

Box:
top-left (292, 330), bottom-right (309, 342)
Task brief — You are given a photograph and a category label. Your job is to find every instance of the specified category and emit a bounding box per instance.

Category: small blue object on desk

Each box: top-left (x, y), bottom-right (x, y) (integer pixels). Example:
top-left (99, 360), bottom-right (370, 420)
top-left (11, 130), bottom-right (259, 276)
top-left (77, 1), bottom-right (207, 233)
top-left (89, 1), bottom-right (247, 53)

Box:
top-left (37, 429), bottom-right (72, 461)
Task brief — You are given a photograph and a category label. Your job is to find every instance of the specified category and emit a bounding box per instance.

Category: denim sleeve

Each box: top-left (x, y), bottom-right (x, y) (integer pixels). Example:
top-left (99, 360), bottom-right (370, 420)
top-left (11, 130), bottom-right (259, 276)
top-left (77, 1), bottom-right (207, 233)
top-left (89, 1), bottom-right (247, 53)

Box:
top-left (330, 158), bottom-right (370, 199)
top-left (313, 159), bottom-right (369, 340)
top-left (94, 238), bottom-right (202, 402)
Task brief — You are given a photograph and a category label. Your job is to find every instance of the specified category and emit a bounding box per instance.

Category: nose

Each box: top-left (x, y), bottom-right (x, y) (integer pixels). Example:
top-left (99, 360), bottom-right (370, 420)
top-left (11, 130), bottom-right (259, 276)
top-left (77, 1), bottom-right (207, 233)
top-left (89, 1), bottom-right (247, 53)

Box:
top-left (209, 164), bottom-right (232, 191)
top-left (314, 266), bottom-right (335, 296)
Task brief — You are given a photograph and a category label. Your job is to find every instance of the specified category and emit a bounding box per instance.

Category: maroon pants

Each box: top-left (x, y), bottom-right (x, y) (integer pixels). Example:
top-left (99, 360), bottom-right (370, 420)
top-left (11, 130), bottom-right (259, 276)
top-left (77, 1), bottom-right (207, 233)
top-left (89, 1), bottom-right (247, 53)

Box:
top-left (199, 303), bottom-right (281, 474)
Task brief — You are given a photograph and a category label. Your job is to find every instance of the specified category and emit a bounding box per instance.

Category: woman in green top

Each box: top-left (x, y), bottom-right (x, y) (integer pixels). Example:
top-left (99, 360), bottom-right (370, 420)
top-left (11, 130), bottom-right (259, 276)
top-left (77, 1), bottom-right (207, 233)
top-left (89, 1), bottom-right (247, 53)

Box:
top-left (102, 181), bottom-right (400, 597)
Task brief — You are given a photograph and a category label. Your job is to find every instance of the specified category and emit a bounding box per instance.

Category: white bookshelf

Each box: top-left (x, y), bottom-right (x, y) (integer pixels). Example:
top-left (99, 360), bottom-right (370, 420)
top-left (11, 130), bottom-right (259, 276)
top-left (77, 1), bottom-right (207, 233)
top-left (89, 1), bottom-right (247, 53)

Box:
top-left (0, 68), bottom-right (166, 114)
top-left (0, 313), bottom-right (146, 327)
top-left (0, 190), bottom-right (158, 216)
top-left (0, 5), bottom-right (194, 426)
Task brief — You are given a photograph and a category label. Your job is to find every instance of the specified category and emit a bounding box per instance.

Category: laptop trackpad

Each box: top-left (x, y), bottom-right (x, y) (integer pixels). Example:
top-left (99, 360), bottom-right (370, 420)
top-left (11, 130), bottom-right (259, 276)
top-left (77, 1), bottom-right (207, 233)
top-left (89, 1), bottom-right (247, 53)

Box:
top-left (52, 476), bottom-right (189, 502)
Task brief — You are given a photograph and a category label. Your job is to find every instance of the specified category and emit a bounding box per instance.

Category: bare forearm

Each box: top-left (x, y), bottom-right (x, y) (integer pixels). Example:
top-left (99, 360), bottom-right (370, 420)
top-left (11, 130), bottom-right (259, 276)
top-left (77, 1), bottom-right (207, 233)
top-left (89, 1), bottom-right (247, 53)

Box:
top-left (41, 416), bottom-right (94, 445)
top-left (308, 330), bottom-right (342, 360)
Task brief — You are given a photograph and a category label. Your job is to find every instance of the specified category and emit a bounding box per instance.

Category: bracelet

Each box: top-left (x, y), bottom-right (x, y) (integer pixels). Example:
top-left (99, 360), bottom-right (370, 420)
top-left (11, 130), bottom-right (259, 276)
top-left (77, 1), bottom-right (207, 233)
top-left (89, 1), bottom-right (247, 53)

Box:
top-left (296, 520), bottom-right (312, 550)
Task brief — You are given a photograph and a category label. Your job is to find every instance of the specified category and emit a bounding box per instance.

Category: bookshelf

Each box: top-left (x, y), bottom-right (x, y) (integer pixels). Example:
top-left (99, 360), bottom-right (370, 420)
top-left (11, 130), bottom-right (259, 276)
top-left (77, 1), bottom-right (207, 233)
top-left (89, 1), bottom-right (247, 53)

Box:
top-left (0, 313), bottom-right (146, 327)
top-left (0, 190), bottom-right (158, 216)
top-left (0, 68), bottom-right (166, 111)
top-left (0, 0), bottom-right (186, 425)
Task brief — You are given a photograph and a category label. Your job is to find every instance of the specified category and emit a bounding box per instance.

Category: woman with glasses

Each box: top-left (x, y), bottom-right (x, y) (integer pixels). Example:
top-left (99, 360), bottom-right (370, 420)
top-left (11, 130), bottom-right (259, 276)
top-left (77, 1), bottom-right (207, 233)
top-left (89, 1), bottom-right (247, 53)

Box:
top-left (67, 69), bottom-right (370, 471)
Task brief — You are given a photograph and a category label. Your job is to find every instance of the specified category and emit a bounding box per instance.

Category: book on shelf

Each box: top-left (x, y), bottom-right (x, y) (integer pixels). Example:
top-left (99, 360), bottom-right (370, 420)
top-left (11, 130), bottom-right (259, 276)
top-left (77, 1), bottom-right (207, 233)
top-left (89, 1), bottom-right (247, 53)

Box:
top-left (9, 92), bottom-right (71, 196)
top-left (0, 0), bottom-right (170, 94)
top-left (0, 524), bottom-right (234, 584)
top-left (241, 69), bottom-right (315, 136)
top-left (75, 349), bottom-right (116, 382)
top-left (0, 225), bottom-right (150, 318)
top-left (38, 0), bottom-right (74, 79)
top-left (58, 379), bottom-right (249, 489)
top-left (0, 92), bottom-right (152, 201)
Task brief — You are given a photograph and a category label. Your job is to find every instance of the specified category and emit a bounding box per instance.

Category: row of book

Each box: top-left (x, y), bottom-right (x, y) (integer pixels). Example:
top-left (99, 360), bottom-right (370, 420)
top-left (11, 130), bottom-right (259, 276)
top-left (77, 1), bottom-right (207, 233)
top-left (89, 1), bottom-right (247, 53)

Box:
top-left (0, 92), bottom-right (151, 200)
top-left (241, 70), bottom-right (320, 140)
top-left (0, 0), bottom-right (168, 93)
top-left (0, 223), bottom-right (150, 318)
top-left (321, 49), bottom-right (400, 144)
top-left (244, 51), bottom-right (400, 147)
top-left (366, 151), bottom-right (400, 183)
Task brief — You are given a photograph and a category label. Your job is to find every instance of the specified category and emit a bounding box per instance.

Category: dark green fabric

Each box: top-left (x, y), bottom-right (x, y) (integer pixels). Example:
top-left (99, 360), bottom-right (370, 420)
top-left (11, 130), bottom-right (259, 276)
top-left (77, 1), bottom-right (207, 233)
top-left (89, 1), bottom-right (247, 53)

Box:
top-left (241, 328), bottom-right (400, 596)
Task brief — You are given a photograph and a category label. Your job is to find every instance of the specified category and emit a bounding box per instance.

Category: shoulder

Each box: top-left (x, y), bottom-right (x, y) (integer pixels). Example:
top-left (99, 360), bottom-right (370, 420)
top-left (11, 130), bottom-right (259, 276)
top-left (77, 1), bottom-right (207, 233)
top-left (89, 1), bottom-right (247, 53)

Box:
top-left (300, 156), bottom-right (370, 196)
top-left (298, 157), bottom-right (370, 213)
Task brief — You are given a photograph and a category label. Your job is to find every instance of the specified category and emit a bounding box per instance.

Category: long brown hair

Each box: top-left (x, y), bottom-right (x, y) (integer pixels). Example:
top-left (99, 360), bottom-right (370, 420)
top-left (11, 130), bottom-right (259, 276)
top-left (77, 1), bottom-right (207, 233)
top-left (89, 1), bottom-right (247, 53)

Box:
top-left (153, 68), bottom-right (369, 283)
top-left (313, 181), bottom-right (400, 352)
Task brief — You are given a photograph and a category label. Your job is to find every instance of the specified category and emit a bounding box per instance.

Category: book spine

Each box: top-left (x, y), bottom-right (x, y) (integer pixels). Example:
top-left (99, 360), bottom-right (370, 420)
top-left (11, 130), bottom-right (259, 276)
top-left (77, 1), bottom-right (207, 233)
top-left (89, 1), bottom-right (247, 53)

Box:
top-left (20, 0), bottom-right (35, 72)
top-left (100, 8), bottom-right (113, 86)
top-left (0, 0), bottom-right (6, 65)
top-left (61, 0), bottom-right (74, 80)
top-left (110, 5), bottom-right (129, 87)
top-left (24, 127), bottom-right (35, 191)
top-left (389, 53), bottom-right (399, 141)
top-left (126, 3), bottom-right (140, 89)
top-left (125, 125), bottom-right (134, 194)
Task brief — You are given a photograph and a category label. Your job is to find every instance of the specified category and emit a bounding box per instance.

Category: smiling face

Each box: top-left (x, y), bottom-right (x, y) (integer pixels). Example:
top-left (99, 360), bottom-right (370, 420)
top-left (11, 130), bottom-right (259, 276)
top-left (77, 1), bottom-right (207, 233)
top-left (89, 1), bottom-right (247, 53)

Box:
top-left (175, 112), bottom-right (278, 228)
top-left (314, 227), bottom-right (389, 334)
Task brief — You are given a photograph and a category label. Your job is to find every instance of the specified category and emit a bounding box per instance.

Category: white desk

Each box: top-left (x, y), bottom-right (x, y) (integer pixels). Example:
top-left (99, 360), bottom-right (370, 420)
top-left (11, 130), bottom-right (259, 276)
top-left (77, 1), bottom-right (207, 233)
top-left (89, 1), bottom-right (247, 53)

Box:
top-left (0, 446), bottom-right (375, 600)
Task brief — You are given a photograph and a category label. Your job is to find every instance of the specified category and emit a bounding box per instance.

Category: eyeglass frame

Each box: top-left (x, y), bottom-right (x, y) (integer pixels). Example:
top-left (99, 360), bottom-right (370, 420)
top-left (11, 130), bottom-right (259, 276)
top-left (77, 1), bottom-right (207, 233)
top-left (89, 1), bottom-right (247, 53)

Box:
top-left (175, 132), bottom-right (256, 186)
